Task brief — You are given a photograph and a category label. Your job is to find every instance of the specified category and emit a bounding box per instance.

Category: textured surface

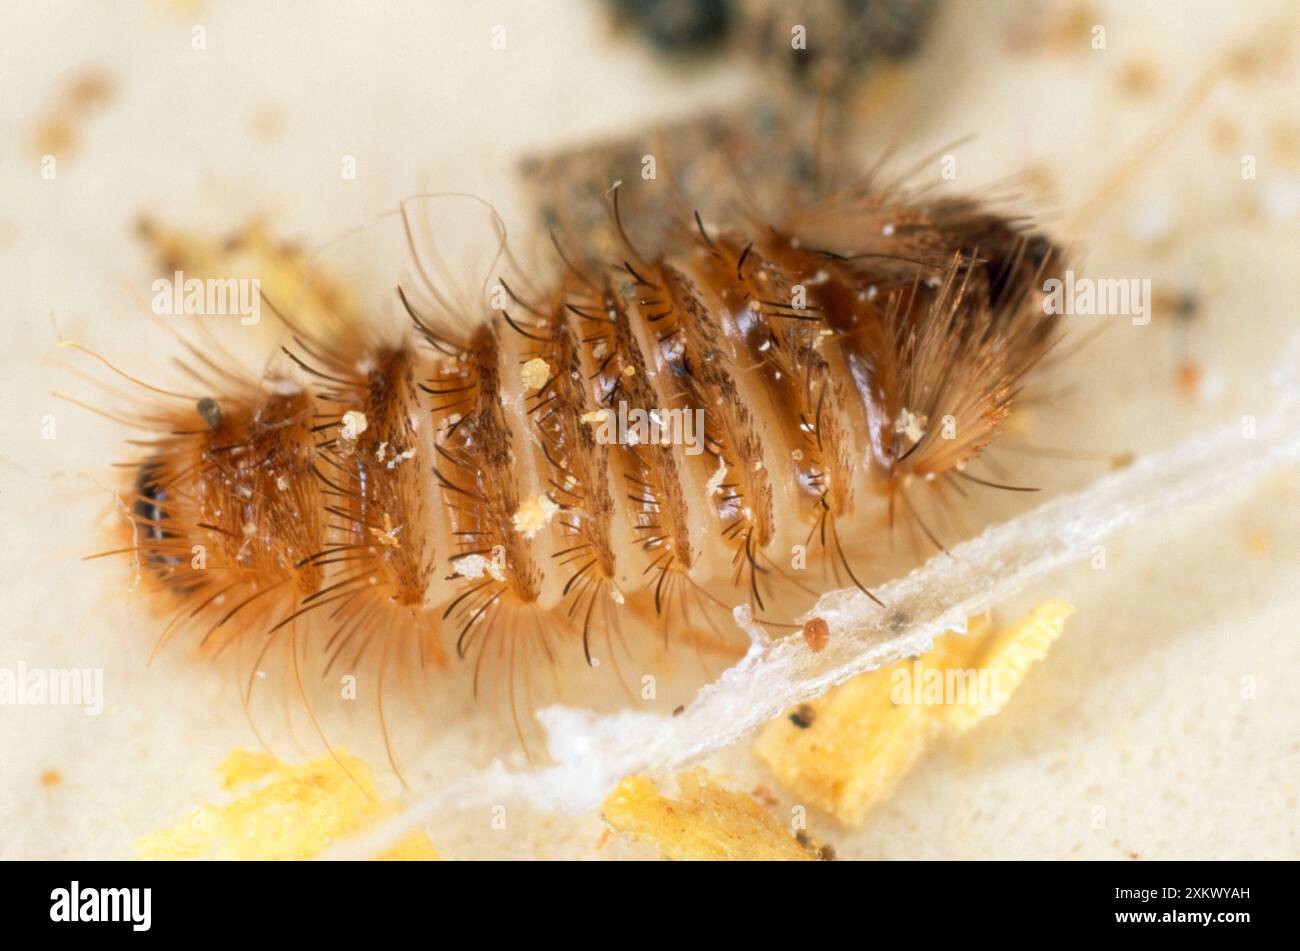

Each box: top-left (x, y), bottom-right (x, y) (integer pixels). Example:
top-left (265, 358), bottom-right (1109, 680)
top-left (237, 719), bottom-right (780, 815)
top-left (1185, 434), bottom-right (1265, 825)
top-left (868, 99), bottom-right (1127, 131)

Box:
top-left (1, 0), bottom-right (1298, 859)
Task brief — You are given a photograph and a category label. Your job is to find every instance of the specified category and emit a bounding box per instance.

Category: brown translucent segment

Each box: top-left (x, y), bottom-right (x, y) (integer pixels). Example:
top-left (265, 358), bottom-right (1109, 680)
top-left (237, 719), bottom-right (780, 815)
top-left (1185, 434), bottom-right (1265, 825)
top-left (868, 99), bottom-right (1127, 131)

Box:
top-left (205, 389), bottom-right (324, 592)
top-left (689, 234), bottom-right (853, 517)
top-left (514, 288), bottom-right (621, 656)
top-left (425, 324), bottom-right (543, 654)
top-left (564, 273), bottom-right (696, 610)
top-left (320, 346), bottom-right (432, 610)
top-left (631, 254), bottom-right (777, 606)
top-left (272, 333), bottom-right (445, 677)
top-left (685, 232), bottom-right (875, 602)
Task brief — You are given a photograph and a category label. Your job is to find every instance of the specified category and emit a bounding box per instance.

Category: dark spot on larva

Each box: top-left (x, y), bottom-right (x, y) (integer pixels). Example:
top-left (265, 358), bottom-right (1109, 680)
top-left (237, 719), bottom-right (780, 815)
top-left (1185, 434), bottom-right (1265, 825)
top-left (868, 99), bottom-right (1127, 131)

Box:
top-left (887, 610), bottom-right (911, 634)
top-left (789, 704), bottom-right (815, 729)
top-left (196, 396), bottom-right (222, 429)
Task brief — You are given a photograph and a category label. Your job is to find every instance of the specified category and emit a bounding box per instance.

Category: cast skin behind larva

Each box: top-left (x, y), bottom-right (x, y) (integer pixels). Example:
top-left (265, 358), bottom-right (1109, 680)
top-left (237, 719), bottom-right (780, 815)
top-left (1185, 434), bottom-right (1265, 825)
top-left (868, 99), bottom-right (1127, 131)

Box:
top-left (3, 0), bottom-right (1297, 879)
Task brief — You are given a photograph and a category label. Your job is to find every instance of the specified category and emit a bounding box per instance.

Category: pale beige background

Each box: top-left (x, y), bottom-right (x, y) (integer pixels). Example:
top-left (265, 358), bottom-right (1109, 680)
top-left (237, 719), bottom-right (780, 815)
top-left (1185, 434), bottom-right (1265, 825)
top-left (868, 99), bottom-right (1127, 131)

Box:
top-left (1, 0), bottom-right (1297, 859)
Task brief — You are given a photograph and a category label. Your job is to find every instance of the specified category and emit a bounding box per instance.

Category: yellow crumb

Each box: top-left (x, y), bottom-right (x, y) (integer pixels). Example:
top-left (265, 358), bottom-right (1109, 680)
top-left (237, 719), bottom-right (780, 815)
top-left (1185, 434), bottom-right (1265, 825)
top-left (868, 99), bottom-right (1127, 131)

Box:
top-left (941, 600), bottom-right (1073, 731)
top-left (135, 217), bottom-right (361, 343)
top-left (752, 638), bottom-right (967, 827)
top-left (754, 601), bottom-right (1072, 826)
top-left (367, 512), bottom-right (402, 549)
top-left (520, 357), bottom-right (551, 391)
top-left (340, 410), bottom-right (367, 442)
top-left (135, 749), bottom-right (439, 860)
top-left (512, 493), bottom-right (559, 538)
top-left (601, 771), bottom-right (821, 861)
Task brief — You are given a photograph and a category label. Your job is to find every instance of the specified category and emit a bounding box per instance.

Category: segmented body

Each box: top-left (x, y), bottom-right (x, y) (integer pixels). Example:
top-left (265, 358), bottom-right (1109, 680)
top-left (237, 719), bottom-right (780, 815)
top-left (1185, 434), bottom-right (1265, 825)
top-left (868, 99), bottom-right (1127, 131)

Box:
top-left (113, 186), bottom-right (1060, 687)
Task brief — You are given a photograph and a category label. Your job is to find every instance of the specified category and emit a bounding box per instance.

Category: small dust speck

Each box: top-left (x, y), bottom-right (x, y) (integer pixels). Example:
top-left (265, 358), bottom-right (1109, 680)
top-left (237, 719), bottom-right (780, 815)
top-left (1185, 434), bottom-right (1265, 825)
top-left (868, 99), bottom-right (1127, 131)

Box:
top-left (789, 704), bottom-right (815, 729)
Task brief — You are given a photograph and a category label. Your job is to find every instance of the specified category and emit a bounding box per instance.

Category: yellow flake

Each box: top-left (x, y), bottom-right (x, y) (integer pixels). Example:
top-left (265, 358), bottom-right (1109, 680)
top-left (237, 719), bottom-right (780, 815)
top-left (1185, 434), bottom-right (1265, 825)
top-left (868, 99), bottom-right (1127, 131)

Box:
top-left (367, 512), bottom-right (402, 549)
top-left (340, 410), bottom-right (367, 442)
top-left (512, 493), bottom-right (559, 538)
top-left (754, 602), bottom-right (1072, 826)
top-left (941, 600), bottom-right (1073, 731)
top-left (135, 217), bottom-right (361, 343)
top-left (520, 357), bottom-right (551, 391)
top-left (601, 771), bottom-right (823, 861)
top-left (135, 749), bottom-right (439, 860)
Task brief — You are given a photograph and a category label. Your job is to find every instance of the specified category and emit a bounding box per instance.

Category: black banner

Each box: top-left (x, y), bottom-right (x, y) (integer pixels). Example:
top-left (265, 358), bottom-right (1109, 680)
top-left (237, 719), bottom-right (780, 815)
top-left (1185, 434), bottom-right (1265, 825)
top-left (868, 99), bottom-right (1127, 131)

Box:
top-left (1, 859), bottom-right (1279, 938)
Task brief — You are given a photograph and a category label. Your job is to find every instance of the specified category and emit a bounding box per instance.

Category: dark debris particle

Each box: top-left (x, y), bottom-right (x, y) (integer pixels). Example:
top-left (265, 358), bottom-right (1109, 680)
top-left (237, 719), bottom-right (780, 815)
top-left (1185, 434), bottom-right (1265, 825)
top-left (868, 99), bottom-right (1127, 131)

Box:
top-left (196, 396), bottom-right (222, 429)
top-left (789, 704), bottom-right (815, 729)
